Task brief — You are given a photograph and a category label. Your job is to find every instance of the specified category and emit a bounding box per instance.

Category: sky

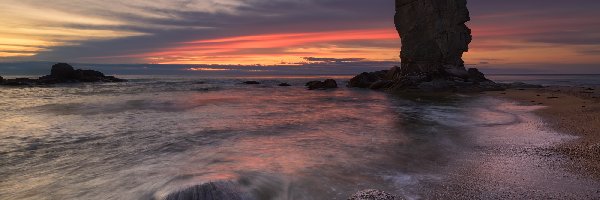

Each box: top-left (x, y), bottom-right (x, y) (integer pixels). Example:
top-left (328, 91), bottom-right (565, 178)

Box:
top-left (1, 0), bottom-right (599, 73)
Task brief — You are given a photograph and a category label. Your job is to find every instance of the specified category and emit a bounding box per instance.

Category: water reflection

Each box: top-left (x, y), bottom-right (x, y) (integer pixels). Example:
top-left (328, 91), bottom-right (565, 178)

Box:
top-left (1, 77), bottom-right (599, 199)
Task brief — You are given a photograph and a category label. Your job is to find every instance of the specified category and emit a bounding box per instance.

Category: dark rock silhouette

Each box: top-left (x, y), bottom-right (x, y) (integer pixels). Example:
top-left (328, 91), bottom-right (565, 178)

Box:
top-left (0, 75), bottom-right (3, 83)
top-left (243, 81), bottom-right (261, 85)
top-left (348, 189), bottom-right (401, 200)
top-left (278, 83), bottom-right (291, 87)
top-left (395, 0), bottom-right (471, 76)
top-left (50, 63), bottom-right (76, 79)
top-left (162, 181), bottom-right (254, 200)
top-left (306, 79), bottom-right (338, 90)
top-left (348, 67), bottom-right (398, 89)
top-left (1, 63), bottom-right (125, 86)
top-left (349, 0), bottom-right (503, 92)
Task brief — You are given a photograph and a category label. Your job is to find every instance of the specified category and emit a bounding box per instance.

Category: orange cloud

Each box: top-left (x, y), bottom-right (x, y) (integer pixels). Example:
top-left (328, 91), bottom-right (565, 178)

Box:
top-left (139, 28), bottom-right (400, 65)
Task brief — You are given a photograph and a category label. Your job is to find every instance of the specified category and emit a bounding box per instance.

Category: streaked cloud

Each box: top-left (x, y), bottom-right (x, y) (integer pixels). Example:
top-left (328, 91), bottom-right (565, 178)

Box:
top-left (0, 0), bottom-right (599, 73)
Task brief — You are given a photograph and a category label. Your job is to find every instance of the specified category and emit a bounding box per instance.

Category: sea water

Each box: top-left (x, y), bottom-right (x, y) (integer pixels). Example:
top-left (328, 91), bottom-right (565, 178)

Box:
top-left (1, 75), bottom-right (599, 199)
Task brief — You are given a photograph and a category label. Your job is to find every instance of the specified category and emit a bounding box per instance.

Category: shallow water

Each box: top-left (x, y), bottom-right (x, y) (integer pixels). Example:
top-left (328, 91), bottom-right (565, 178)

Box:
top-left (1, 76), bottom-right (598, 199)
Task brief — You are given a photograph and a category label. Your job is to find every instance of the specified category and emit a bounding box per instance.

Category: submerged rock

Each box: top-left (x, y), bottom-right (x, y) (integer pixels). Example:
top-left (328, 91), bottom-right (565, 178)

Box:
top-left (162, 181), bottom-right (254, 200)
top-left (306, 79), bottom-right (338, 90)
top-left (243, 81), bottom-right (261, 85)
top-left (348, 189), bottom-right (401, 200)
top-left (1, 63), bottom-right (125, 86)
top-left (501, 82), bottom-right (544, 89)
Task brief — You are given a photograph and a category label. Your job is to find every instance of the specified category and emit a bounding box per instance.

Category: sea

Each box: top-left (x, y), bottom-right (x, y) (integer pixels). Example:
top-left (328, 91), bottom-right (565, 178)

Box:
top-left (1, 74), bottom-right (599, 199)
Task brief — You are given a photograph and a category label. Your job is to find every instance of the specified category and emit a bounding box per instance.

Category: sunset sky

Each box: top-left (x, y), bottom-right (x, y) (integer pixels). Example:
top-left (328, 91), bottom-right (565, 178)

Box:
top-left (1, 0), bottom-right (599, 73)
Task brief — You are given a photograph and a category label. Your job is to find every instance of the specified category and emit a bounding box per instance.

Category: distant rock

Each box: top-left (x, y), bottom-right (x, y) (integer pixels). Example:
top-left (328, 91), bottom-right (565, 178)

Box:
top-left (243, 81), bottom-right (261, 85)
top-left (0, 63), bottom-right (125, 86)
top-left (50, 63), bottom-right (76, 79)
top-left (278, 83), bottom-right (291, 87)
top-left (348, 189), bottom-right (401, 200)
top-left (501, 82), bottom-right (544, 89)
top-left (306, 79), bottom-right (338, 90)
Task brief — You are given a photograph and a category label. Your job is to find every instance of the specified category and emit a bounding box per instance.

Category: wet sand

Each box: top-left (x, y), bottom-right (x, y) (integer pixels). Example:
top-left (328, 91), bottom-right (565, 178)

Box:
top-left (486, 86), bottom-right (600, 180)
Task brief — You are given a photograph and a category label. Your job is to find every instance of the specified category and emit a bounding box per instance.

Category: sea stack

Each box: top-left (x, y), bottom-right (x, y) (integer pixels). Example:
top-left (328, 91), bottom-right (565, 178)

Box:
top-left (349, 0), bottom-right (502, 92)
top-left (394, 0), bottom-right (472, 78)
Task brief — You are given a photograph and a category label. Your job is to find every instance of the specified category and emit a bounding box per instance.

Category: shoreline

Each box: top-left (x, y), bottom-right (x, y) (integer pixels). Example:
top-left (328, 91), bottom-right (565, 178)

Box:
top-left (485, 85), bottom-right (600, 180)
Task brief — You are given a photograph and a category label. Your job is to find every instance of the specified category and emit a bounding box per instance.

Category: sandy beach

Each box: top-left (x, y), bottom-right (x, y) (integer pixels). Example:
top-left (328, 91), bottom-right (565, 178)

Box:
top-left (487, 86), bottom-right (600, 180)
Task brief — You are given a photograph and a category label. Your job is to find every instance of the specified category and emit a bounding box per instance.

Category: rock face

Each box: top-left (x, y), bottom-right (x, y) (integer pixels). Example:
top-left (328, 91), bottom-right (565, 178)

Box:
top-left (1, 63), bottom-right (125, 86)
top-left (349, 0), bottom-right (502, 92)
top-left (348, 189), bottom-right (401, 200)
top-left (395, 0), bottom-right (471, 75)
top-left (306, 79), bottom-right (338, 90)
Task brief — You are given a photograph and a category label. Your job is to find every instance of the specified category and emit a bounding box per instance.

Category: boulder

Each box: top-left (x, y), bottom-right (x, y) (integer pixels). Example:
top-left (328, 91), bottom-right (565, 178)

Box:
top-left (50, 63), bottom-right (76, 79)
top-left (348, 189), bottom-right (401, 200)
top-left (348, 67), bottom-right (401, 90)
top-left (323, 79), bottom-right (338, 88)
top-left (348, 71), bottom-right (387, 88)
top-left (306, 79), bottom-right (338, 90)
top-left (163, 181), bottom-right (253, 200)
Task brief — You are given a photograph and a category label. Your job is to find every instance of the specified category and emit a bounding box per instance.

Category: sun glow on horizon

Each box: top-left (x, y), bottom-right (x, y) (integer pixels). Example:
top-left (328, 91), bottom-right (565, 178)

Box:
top-left (137, 29), bottom-right (401, 65)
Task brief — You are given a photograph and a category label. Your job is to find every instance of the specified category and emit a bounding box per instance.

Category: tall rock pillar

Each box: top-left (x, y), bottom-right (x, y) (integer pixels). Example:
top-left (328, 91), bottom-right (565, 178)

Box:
top-left (348, 0), bottom-right (502, 92)
top-left (394, 0), bottom-right (472, 79)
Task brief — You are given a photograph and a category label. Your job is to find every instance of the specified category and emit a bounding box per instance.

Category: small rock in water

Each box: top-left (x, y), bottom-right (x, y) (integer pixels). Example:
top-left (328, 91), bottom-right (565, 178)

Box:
top-left (348, 189), bottom-right (400, 200)
top-left (278, 83), bottom-right (291, 87)
top-left (243, 81), bottom-right (260, 85)
top-left (305, 79), bottom-right (338, 90)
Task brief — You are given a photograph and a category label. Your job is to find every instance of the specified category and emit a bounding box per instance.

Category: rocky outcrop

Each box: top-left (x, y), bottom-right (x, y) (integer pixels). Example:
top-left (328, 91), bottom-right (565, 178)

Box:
top-left (1, 63), bottom-right (125, 86)
top-left (349, 0), bottom-right (502, 93)
top-left (348, 189), bottom-right (401, 200)
top-left (348, 67), bottom-right (399, 89)
top-left (306, 79), bottom-right (338, 90)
